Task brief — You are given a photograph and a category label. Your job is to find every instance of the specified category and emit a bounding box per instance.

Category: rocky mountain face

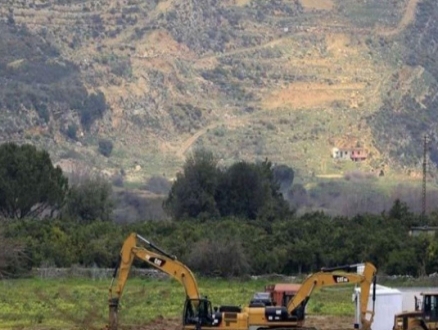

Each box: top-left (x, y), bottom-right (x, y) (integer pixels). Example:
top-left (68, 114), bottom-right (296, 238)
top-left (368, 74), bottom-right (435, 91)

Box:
top-left (0, 0), bottom-right (436, 183)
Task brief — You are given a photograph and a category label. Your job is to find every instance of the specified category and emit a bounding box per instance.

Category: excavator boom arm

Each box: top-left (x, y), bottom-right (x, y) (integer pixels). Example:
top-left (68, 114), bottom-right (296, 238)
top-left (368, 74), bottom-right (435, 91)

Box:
top-left (107, 233), bottom-right (202, 330)
top-left (287, 262), bottom-right (377, 330)
top-left (109, 232), bottom-right (200, 301)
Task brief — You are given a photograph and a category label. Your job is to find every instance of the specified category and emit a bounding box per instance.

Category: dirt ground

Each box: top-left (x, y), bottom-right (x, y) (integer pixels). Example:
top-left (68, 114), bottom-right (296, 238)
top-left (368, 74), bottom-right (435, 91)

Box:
top-left (125, 315), bottom-right (354, 330)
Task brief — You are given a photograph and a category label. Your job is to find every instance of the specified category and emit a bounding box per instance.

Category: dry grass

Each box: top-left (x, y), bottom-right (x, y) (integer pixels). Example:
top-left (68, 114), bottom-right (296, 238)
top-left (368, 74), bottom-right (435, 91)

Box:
top-left (262, 82), bottom-right (366, 110)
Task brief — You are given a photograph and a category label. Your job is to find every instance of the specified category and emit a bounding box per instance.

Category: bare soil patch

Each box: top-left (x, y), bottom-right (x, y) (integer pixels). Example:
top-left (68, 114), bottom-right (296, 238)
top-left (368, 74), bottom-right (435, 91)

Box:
top-left (307, 315), bottom-right (355, 330)
top-left (316, 174), bottom-right (344, 179)
top-left (325, 33), bottom-right (360, 56)
top-left (234, 0), bottom-right (251, 6)
top-left (126, 315), bottom-right (354, 330)
top-left (133, 30), bottom-right (193, 59)
top-left (262, 82), bottom-right (365, 110)
top-left (156, 0), bottom-right (174, 13)
top-left (300, 0), bottom-right (334, 11)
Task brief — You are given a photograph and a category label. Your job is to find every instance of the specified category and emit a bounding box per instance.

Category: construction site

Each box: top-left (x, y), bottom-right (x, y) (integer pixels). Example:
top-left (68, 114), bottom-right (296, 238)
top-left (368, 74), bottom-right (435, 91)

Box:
top-left (103, 232), bottom-right (438, 330)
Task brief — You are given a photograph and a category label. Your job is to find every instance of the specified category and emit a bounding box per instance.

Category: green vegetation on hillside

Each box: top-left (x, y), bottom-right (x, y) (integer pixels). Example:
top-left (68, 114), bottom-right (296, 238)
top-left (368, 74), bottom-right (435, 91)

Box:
top-left (367, 0), bottom-right (438, 166)
top-left (157, 0), bottom-right (303, 55)
top-left (339, 0), bottom-right (406, 28)
top-left (0, 23), bottom-right (108, 134)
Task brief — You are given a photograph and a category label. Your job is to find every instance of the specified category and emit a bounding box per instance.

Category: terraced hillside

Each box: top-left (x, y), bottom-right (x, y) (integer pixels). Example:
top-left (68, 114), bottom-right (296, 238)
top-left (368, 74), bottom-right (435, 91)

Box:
top-left (0, 0), bottom-right (436, 184)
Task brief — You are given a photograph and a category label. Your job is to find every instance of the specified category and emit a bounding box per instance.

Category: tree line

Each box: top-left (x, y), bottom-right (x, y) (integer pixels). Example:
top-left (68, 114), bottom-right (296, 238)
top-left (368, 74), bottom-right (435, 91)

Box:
top-left (2, 201), bottom-right (438, 278)
top-left (0, 142), bottom-right (437, 279)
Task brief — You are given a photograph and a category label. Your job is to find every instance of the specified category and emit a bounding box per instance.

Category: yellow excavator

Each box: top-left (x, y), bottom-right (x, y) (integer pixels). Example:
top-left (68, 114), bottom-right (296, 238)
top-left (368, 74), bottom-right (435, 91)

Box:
top-left (107, 232), bottom-right (207, 330)
top-left (107, 232), bottom-right (377, 330)
top-left (286, 262), bottom-right (378, 330)
top-left (393, 292), bottom-right (438, 330)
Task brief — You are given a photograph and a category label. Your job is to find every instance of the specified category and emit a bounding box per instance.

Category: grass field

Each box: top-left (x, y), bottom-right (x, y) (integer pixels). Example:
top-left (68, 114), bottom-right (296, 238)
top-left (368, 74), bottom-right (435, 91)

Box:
top-left (0, 276), bottom-right (358, 330)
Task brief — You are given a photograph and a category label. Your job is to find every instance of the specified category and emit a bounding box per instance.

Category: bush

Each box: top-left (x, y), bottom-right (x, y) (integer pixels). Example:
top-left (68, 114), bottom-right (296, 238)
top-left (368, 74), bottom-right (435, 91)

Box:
top-left (273, 164), bottom-right (294, 194)
top-left (186, 238), bottom-right (250, 277)
top-left (111, 174), bottom-right (124, 187)
top-left (66, 124), bottom-right (78, 140)
top-left (109, 57), bottom-right (132, 78)
top-left (98, 139), bottom-right (113, 157)
top-left (142, 175), bottom-right (172, 194)
top-left (0, 226), bottom-right (29, 277)
top-left (113, 190), bottom-right (167, 223)
top-left (79, 92), bottom-right (107, 130)
top-left (63, 173), bottom-right (114, 223)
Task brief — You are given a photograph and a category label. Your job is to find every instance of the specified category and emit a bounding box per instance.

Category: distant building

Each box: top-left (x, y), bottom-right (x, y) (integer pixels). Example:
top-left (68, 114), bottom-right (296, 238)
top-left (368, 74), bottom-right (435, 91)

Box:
top-left (332, 147), bottom-right (367, 161)
top-left (409, 226), bottom-right (438, 237)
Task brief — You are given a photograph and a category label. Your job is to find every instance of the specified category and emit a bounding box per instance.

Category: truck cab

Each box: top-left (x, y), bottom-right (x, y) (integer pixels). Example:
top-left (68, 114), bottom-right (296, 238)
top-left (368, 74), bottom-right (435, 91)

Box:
top-left (264, 283), bottom-right (302, 307)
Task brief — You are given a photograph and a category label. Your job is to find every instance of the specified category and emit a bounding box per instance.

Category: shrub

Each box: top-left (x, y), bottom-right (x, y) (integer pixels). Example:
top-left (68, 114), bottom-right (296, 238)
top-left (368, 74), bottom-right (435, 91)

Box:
top-left (79, 92), bottom-right (107, 130)
top-left (142, 175), bottom-right (171, 194)
top-left (113, 190), bottom-right (167, 223)
top-left (0, 226), bottom-right (29, 277)
top-left (110, 57), bottom-right (132, 78)
top-left (186, 238), bottom-right (250, 277)
top-left (98, 138), bottom-right (113, 157)
top-left (111, 174), bottom-right (124, 187)
top-left (66, 124), bottom-right (78, 140)
top-left (64, 173), bottom-right (114, 223)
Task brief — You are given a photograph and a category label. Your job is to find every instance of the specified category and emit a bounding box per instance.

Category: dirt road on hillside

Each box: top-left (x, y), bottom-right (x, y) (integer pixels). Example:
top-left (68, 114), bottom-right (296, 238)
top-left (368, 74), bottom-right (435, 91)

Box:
top-left (377, 0), bottom-right (421, 36)
top-left (176, 122), bottom-right (220, 158)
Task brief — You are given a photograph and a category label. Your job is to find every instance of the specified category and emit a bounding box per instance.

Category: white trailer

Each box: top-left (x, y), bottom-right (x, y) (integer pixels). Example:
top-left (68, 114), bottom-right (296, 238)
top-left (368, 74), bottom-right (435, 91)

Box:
top-left (353, 284), bottom-right (403, 330)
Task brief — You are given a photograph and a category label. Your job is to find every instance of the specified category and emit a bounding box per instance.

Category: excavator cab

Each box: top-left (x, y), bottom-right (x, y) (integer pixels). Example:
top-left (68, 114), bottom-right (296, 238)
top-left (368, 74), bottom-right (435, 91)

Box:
top-left (183, 297), bottom-right (214, 327)
top-left (393, 293), bottom-right (438, 330)
top-left (422, 293), bottom-right (438, 321)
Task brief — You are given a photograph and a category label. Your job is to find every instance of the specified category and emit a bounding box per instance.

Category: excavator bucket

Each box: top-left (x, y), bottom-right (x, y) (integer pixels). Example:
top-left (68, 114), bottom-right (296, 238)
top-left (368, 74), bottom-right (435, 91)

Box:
top-left (108, 298), bottom-right (119, 330)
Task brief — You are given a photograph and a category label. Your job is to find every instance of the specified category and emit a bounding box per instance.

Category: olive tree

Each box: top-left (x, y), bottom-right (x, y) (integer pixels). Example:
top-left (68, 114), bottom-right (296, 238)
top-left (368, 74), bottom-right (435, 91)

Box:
top-left (63, 171), bottom-right (114, 223)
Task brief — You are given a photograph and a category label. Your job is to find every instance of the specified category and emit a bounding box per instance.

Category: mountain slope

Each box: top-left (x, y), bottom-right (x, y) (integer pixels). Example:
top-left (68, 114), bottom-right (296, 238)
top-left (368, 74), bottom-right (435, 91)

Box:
top-left (367, 0), bottom-right (438, 169)
top-left (0, 0), bottom-right (435, 183)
